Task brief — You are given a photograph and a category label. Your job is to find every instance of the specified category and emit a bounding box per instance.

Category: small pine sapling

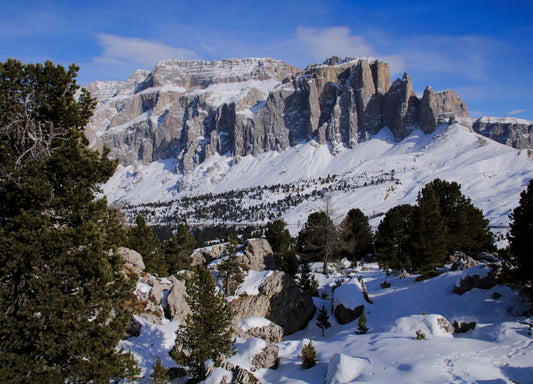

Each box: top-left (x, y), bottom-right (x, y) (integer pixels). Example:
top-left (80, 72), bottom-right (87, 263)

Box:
top-left (300, 339), bottom-right (317, 369)
top-left (416, 330), bottom-right (426, 340)
top-left (356, 309), bottom-right (369, 334)
top-left (150, 357), bottom-right (169, 383)
top-left (316, 306), bottom-right (331, 336)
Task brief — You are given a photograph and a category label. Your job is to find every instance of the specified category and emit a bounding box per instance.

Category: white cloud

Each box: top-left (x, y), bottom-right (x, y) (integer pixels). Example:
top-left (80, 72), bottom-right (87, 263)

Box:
top-left (95, 34), bottom-right (199, 67)
top-left (296, 26), bottom-right (375, 60)
top-left (507, 109), bottom-right (527, 115)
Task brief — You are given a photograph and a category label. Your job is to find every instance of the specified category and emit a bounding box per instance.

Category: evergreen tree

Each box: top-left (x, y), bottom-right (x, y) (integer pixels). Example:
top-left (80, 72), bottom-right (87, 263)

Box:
top-left (0, 60), bottom-right (138, 382)
top-left (128, 215), bottom-right (167, 276)
top-left (217, 255), bottom-right (249, 296)
top-left (162, 223), bottom-right (196, 274)
top-left (297, 211), bottom-right (338, 274)
top-left (357, 310), bottom-right (369, 334)
top-left (266, 219), bottom-right (291, 254)
top-left (150, 357), bottom-right (169, 383)
top-left (316, 306), bottom-right (331, 336)
top-left (507, 180), bottom-right (533, 295)
top-left (408, 185), bottom-right (448, 272)
top-left (300, 339), bottom-right (317, 369)
top-left (374, 204), bottom-right (415, 273)
top-left (429, 179), bottom-right (493, 255)
top-left (172, 265), bottom-right (234, 380)
top-left (338, 208), bottom-right (373, 261)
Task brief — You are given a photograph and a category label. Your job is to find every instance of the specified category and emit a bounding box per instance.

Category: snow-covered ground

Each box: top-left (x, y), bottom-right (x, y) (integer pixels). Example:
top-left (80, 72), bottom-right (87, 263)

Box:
top-left (103, 123), bottom-right (533, 236)
top-left (122, 262), bottom-right (533, 383)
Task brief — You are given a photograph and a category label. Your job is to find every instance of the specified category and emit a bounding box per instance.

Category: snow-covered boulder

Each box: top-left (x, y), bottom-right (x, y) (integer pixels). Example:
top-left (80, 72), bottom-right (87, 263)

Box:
top-left (333, 278), bottom-right (367, 324)
top-left (325, 353), bottom-right (369, 384)
top-left (453, 264), bottom-right (501, 295)
top-left (251, 343), bottom-right (279, 369)
top-left (229, 271), bottom-right (315, 334)
top-left (237, 317), bottom-right (284, 343)
top-left (391, 314), bottom-right (454, 338)
top-left (190, 243), bottom-right (227, 266)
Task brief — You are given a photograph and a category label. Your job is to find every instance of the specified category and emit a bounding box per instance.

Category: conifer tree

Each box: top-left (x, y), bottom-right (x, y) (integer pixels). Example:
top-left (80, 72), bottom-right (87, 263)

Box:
top-left (316, 306), bottom-right (331, 336)
top-left (357, 310), bottom-right (369, 334)
top-left (300, 339), bottom-right (317, 369)
top-left (163, 223), bottom-right (196, 274)
top-left (266, 219), bottom-right (291, 254)
top-left (507, 180), bottom-right (533, 296)
top-left (408, 185), bottom-right (448, 272)
top-left (338, 208), bottom-right (373, 261)
top-left (297, 211), bottom-right (338, 274)
top-left (218, 255), bottom-right (249, 296)
top-left (172, 265), bottom-right (234, 380)
top-left (128, 215), bottom-right (167, 276)
top-left (150, 357), bottom-right (169, 383)
top-left (0, 60), bottom-right (138, 382)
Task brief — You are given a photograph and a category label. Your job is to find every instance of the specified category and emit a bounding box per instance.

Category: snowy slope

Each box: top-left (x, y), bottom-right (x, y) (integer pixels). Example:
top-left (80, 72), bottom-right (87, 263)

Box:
top-left (103, 123), bottom-right (533, 235)
top-left (121, 262), bottom-right (533, 383)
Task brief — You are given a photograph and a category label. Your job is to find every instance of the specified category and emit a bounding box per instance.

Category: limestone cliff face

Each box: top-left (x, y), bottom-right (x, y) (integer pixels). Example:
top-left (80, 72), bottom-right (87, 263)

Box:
top-left (85, 56), bottom-right (475, 173)
top-left (471, 116), bottom-right (533, 149)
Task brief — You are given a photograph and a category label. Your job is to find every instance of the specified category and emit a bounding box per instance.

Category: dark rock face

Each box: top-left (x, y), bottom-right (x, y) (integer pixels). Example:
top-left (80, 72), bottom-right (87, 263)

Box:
top-left (86, 56), bottom-right (479, 173)
top-left (333, 303), bottom-right (364, 325)
top-left (472, 117), bottom-right (533, 149)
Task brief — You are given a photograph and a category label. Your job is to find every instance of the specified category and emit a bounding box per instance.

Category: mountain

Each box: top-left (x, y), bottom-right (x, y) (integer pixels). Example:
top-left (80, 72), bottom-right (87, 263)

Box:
top-left (86, 57), bottom-right (533, 233)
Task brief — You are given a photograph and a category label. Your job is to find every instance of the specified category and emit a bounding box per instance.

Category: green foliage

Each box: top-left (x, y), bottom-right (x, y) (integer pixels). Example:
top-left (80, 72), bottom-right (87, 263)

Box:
top-left (416, 330), bottom-right (426, 340)
top-left (316, 306), bottom-right (331, 336)
top-left (507, 180), bottom-right (533, 296)
top-left (300, 339), bottom-right (317, 369)
top-left (172, 265), bottom-right (234, 380)
top-left (127, 215), bottom-right (167, 276)
top-left (357, 310), bottom-right (369, 334)
top-left (298, 211), bottom-right (338, 273)
top-left (298, 263), bottom-right (318, 296)
top-left (0, 60), bottom-right (138, 382)
top-left (374, 204), bottom-right (415, 273)
top-left (408, 184), bottom-right (449, 272)
top-left (266, 219), bottom-right (291, 254)
top-left (338, 208), bottom-right (373, 261)
top-left (150, 357), bottom-right (169, 383)
top-left (218, 255), bottom-right (249, 296)
top-left (162, 223), bottom-right (196, 274)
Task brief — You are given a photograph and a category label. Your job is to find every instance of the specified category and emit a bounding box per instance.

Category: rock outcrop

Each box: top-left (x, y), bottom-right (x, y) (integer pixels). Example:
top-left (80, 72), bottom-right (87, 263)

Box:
top-left (235, 238), bottom-right (277, 271)
top-left (453, 264), bottom-right (502, 295)
top-left (229, 271), bottom-right (315, 334)
top-left (163, 277), bottom-right (191, 322)
top-left (471, 116), bottom-right (533, 149)
top-left (86, 56), bottom-right (481, 175)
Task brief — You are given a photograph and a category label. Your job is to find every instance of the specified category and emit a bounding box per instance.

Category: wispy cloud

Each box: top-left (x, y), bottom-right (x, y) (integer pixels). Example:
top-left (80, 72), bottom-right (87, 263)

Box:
top-left (507, 109), bottom-right (527, 115)
top-left (95, 34), bottom-right (199, 67)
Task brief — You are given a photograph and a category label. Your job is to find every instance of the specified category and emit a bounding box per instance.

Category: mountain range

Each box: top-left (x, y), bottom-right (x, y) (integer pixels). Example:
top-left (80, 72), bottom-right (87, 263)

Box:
top-left (85, 57), bottom-right (533, 234)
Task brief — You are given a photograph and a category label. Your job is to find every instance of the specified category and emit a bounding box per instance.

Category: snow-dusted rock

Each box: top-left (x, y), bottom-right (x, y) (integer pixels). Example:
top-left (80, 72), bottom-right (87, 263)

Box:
top-left (391, 314), bottom-right (454, 338)
top-left (453, 264), bottom-right (501, 295)
top-left (325, 353), bottom-right (369, 384)
top-left (164, 277), bottom-right (191, 322)
top-left (229, 271), bottom-right (315, 334)
top-left (190, 244), bottom-right (227, 266)
top-left (118, 247), bottom-right (145, 271)
top-left (234, 238), bottom-right (277, 271)
top-left (333, 278), bottom-right (368, 324)
top-left (251, 343), bottom-right (279, 369)
top-left (147, 276), bottom-right (173, 304)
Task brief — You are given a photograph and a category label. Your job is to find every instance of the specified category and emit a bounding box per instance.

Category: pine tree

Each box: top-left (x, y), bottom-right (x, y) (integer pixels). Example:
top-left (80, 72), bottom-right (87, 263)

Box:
top-left (374, 204), bottom-right (415, 273)
top-left (338, 208), bottom-right (373, 261)
top-left (297, 211), bottom-right (338, 274)
top-left (316, 306), bottom-right (331, 336)
top-left (266, 219), bottom-right (291, 254)
top-left (163, 223), bottom-right (196, 274)
top-left (0, 60), bottom-right (138, 382)
top-left (217, 255), bottom-right (249, 296)
top-left (128, 215), bottom-right (167, 276)
top-left (507, 180), bottom-right (533, 295)
top-left (172, 265), bottom-right (234, 380)
top-left (357, 310), bottom-right (369, 334)
top-left (300, 339), bottom-right (317, 369)
top-left (150, 357), bottom-right (169, 383)
top-left (408, 185), bottom-right (448, 272)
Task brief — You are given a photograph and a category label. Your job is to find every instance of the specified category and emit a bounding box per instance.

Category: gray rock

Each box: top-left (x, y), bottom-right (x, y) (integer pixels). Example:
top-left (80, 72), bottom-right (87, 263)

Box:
top-left (235, 238), bottom-right (277, 271)
top-left (147, 277), bottom-right (173, 305)
top-left (437, 316), bottom-right (454, 334)
top-left (229, 271), bottom-right (315, 335)
top-left (232, 365), bottom-right (258, 384)
top-left (190, 244), bottom-right (227, 266)
top-left (451, 255), bottom-right (481, 271)
top-left (384, 73), bottom-right (420, 140)
top-left (252, 344), bottom-right (280, 369)
top-left (246, 322), bottom-right (284, 343)
top-left (333, 303), bottom-right (364, 325)
top-left (164, 277), bottom-right (191, 322)
top-left (118, 247), bottom-right (145, 271)
top-left (453, 264), bottom-right (502, 295)
top-left (453, 320), bottom-right (476, 333)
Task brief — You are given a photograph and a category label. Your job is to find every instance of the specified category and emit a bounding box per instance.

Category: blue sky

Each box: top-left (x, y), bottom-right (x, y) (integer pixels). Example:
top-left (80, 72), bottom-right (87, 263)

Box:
top-left (2, 0), bottom-right (532, 120)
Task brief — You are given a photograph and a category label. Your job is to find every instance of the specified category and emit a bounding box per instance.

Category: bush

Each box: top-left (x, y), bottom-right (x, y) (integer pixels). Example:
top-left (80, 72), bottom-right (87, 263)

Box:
top-left (416, 330), bottom-right (426, 340)
top-left (300, 339), bottom-right (317, 369)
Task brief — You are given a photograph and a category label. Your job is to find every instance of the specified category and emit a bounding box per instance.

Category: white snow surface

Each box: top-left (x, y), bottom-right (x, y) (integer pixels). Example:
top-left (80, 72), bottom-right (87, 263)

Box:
top-left (122, 262), bottom-right (533, 383)
top-left (237, 317), bottom-right (272, 332)
top-left (103, 124), bottom-right (533, 235)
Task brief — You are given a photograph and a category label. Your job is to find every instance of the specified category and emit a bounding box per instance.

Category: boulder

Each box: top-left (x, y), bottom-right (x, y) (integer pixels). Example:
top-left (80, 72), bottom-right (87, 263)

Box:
top-left (234, 238), bottom-right (277, 271)
top-left (252, 344), bottom-right (279, 369)
top-left (451, 255), bottom-right (481, 271)
top-left (147, 277), bottom-right (173, 305)
top-left (190, 244), bottom-right (227, 266)
top-left (164, 277), bottom-right (191, 322)
top-left (229, 271), bottom-right (315, 335)
top-left (453, 264), bottom-right (501, 295)
top-left (333, 303), bottom-right (364, 325)
top-left (246, 322), bottom-right (284, 343)
top-left (124, 316), bottom-right (142, 338)
top-left (118, 247), bottom-right (145, 271)
top-left (325, 353), bottom-right (369, 384)
top-left (453, 320), bottom-right (476, 333)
